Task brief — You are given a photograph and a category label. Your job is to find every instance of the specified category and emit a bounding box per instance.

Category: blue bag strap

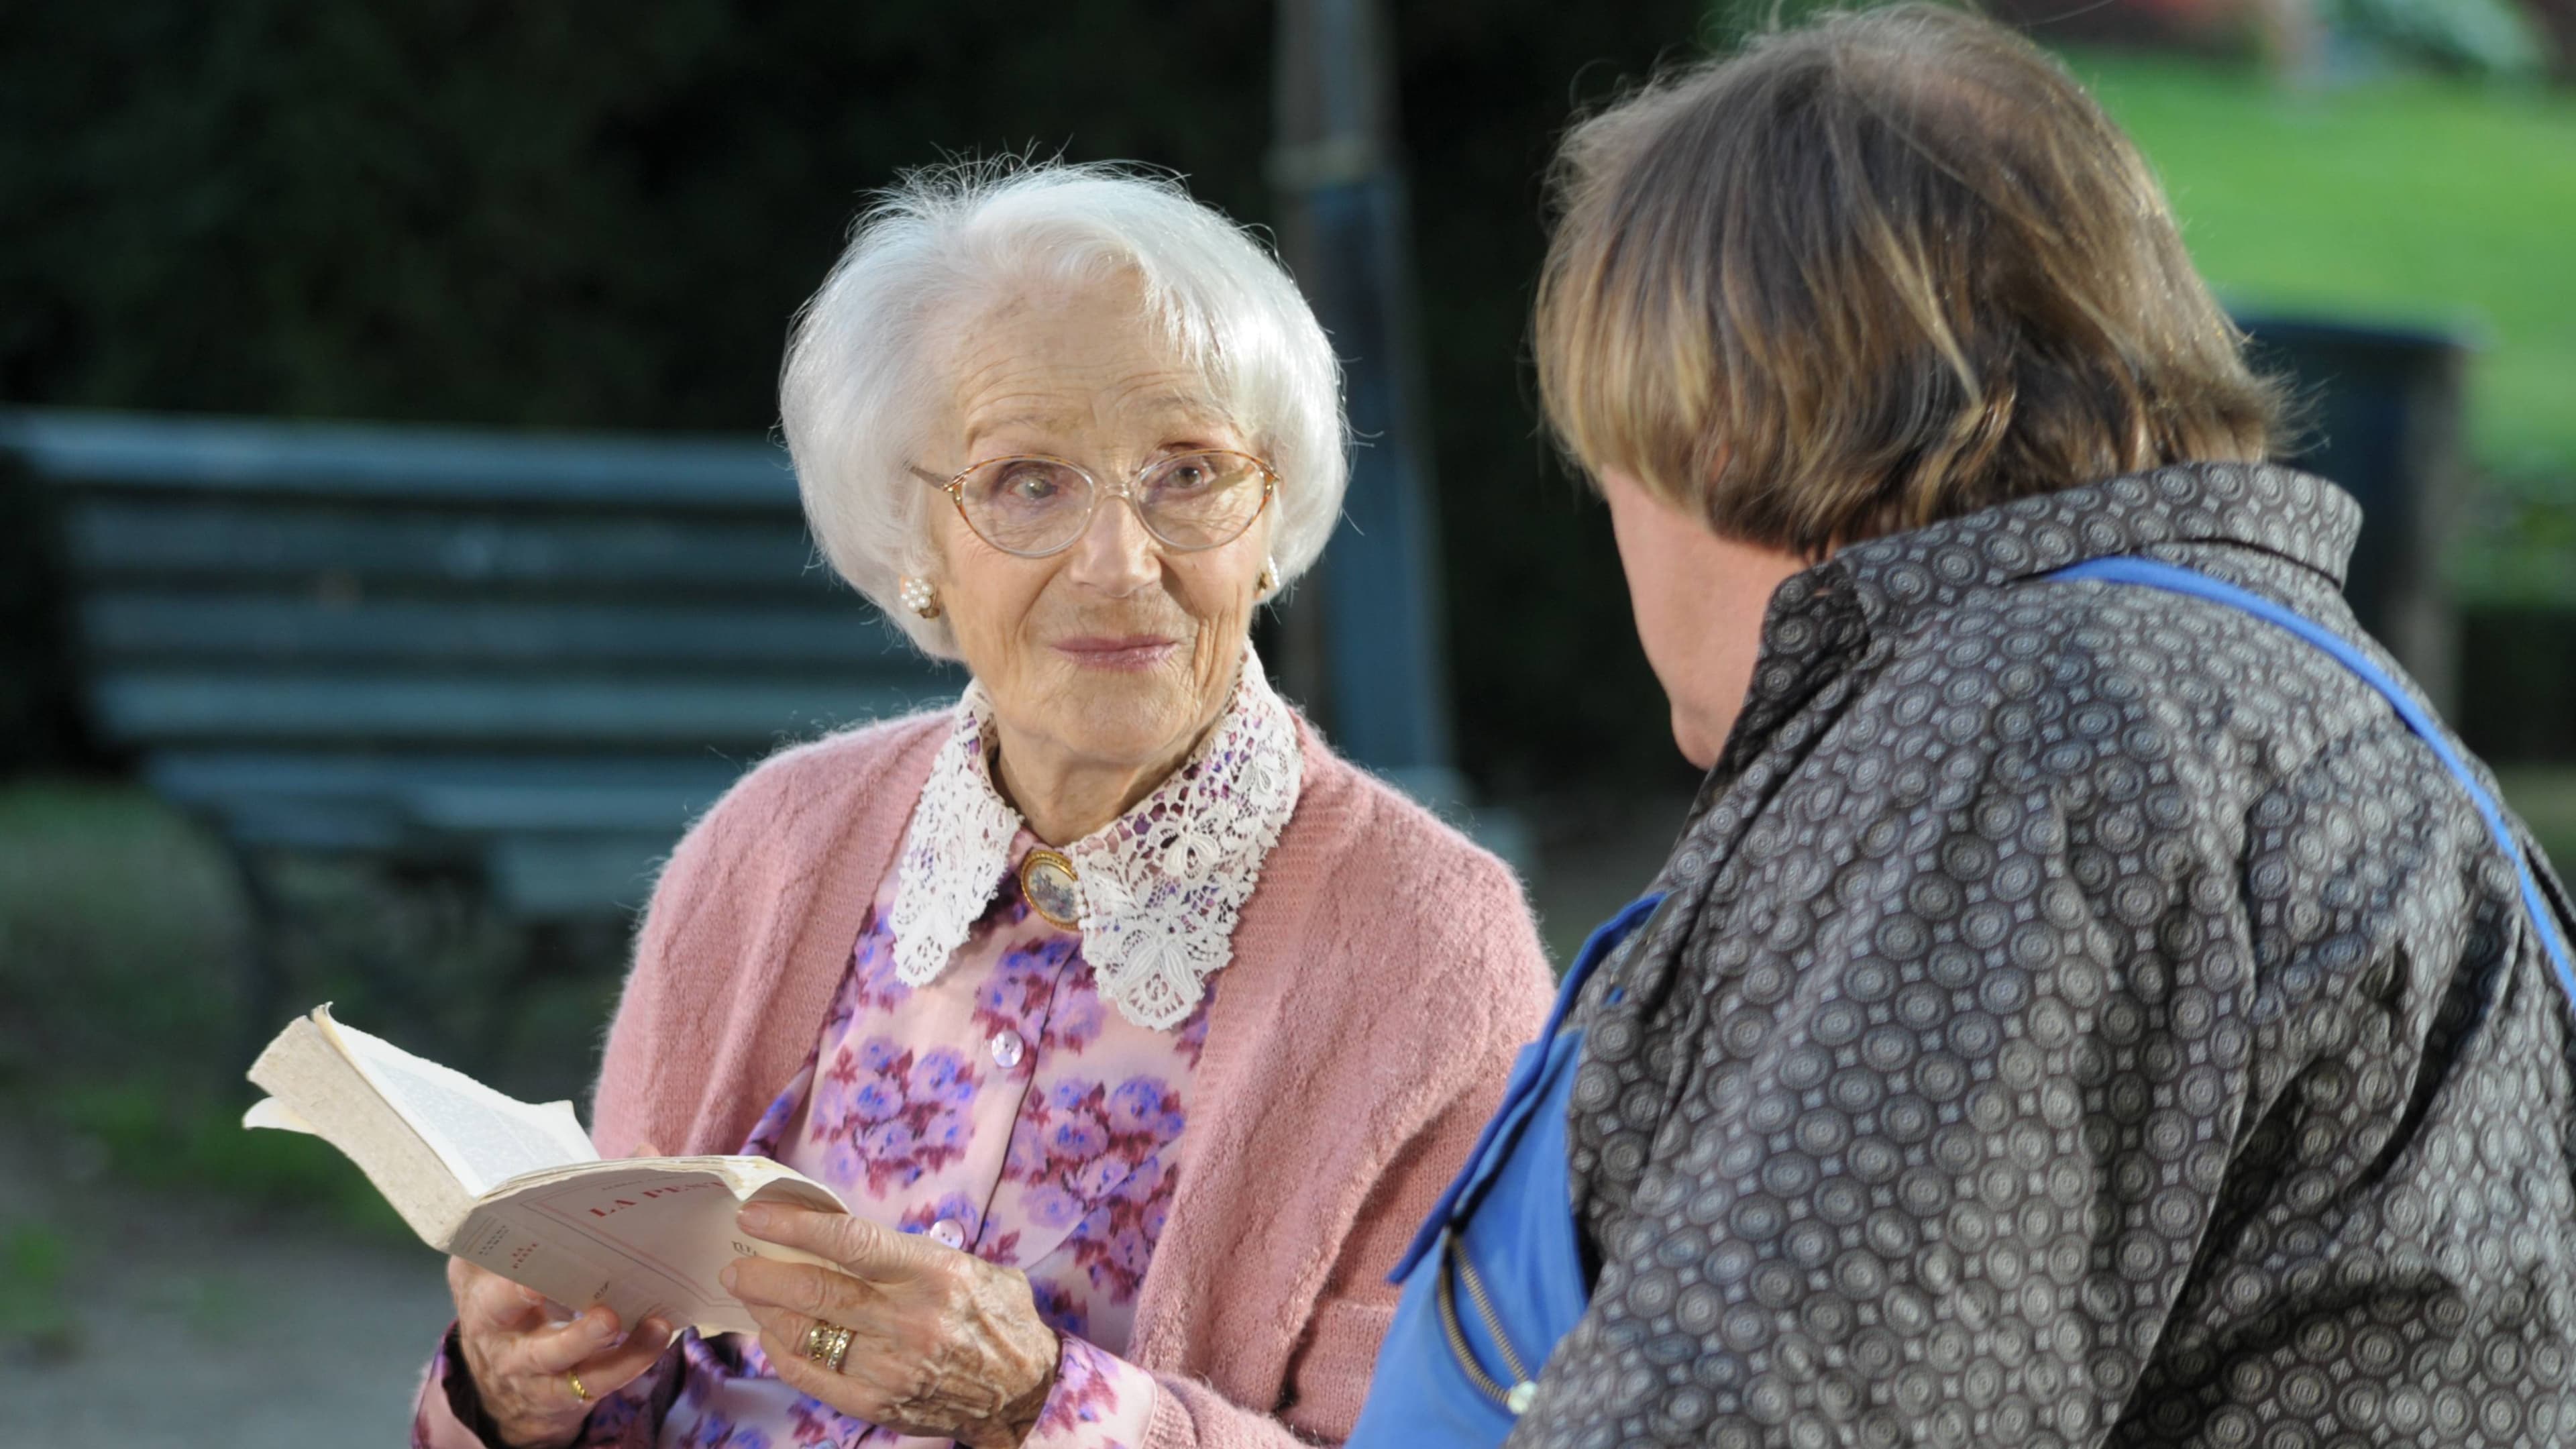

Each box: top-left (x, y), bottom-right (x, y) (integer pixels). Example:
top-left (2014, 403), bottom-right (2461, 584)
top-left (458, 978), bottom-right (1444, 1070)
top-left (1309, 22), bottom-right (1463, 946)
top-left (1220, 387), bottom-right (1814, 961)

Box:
top-left (2049, 557), bottom-right (2576, 1004)
top-left (1540, 890), bottom-right (1668, 1039)
top-left (1386, 890), bottom-right (1667, 1286)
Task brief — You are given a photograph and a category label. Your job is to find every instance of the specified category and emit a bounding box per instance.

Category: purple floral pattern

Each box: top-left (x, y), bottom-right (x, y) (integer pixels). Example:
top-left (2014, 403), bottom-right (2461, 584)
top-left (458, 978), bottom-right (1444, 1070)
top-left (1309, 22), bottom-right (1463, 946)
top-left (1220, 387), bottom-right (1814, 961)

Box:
top-left (995, 1077), bottom-right (1187, 1318)
top-left (1032, 1337), bottom-right (1142, 1446)
top-left (637, 833), bottom-right (1190, 1448)
top-left (842, 904), bottom-right (914, 1018)
top-left (804, 1034), bottom-right (982, 1197)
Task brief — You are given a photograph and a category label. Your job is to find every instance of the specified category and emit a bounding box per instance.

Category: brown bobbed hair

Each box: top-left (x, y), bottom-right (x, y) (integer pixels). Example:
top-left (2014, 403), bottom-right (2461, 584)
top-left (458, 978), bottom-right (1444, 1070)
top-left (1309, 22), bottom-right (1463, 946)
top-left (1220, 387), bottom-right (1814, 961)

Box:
top-left (1535, 3), bottom-right (2284, 555)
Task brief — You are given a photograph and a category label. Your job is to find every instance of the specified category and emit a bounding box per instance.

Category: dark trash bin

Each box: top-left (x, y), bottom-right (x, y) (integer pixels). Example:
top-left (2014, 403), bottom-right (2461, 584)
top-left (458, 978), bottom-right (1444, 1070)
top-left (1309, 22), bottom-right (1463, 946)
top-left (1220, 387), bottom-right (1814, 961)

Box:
top-left (2237, 313), bottom-right (2472, 714)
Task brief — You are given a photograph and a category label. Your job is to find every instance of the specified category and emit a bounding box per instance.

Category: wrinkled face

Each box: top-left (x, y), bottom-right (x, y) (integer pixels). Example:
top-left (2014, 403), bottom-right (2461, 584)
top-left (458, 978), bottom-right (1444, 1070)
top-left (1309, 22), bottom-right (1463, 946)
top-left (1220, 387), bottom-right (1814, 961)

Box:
top-left (922, 277), bottom-right (1271, 776)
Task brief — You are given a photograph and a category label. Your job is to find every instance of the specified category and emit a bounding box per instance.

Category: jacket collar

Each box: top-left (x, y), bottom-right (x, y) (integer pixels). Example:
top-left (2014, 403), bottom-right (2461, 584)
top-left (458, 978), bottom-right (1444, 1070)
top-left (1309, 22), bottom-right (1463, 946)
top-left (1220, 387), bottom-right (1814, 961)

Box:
top-left (1707, 462), bottom-right (2361, 785)
top-left (1831, 461), bottom-right (2359, 631)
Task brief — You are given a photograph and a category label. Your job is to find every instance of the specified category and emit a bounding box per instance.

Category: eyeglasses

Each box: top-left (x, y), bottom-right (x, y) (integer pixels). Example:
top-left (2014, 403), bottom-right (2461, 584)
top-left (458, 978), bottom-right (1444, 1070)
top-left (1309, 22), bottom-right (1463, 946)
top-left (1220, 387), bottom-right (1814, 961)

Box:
top-left (910, 449), bottom-right (1277, 559)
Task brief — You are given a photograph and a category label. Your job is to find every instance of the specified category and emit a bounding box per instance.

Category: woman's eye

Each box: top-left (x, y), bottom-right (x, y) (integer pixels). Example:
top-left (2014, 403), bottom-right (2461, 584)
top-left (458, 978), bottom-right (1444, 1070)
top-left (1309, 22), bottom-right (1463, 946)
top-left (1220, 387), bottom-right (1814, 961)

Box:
top-left (1005, 469), bottom-right (1061, 501)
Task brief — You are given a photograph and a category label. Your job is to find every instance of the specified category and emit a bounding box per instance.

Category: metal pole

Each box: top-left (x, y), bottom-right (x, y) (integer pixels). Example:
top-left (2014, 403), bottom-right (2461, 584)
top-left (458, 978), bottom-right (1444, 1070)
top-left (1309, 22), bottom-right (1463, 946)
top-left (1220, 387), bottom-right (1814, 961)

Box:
top-left (1267, 0), bottom-right (1463, 811)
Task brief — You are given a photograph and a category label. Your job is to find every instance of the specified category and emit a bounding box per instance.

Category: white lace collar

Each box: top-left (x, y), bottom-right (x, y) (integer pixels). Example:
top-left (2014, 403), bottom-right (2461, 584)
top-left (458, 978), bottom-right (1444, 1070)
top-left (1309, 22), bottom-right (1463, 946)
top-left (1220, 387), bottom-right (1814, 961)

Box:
top-left (888, 651), bottom-right (1303, 1031)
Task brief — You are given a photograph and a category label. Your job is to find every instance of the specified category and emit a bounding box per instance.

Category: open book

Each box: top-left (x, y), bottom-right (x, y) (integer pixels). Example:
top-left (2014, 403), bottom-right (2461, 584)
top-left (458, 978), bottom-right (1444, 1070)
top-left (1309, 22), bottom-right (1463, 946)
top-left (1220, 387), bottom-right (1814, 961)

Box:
top-left (245, 1006), bottom-right (848, 1336)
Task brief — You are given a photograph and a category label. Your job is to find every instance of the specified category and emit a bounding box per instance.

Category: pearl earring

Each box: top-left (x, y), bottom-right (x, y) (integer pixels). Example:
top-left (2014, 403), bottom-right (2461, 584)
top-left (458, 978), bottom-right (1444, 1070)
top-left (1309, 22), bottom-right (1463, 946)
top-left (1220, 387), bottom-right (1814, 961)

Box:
top-left (1256, 557), bottom-right (1280, 599)
top-left (898, 576), bottom-right (942, 620)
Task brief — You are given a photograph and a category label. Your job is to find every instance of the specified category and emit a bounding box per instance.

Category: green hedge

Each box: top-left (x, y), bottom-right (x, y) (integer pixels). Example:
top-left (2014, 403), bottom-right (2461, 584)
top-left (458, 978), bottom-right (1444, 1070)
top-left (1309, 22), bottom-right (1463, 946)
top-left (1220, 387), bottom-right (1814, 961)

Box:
top-left (0, 0), bottom-right (1703, 792)
top-left (7, 9), bottom-right (2565, 786)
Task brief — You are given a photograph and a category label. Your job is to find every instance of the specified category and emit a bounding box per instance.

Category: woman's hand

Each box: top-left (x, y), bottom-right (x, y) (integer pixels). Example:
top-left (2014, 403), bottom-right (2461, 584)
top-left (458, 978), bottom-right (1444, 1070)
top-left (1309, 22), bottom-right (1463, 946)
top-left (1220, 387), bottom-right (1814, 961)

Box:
top-left (445, 1139), bottom-right (678, 1448)
top-left (723, 1204), bottom-right (1062, 1449)
top-left (447, 1260), bottom-right (676, 1448)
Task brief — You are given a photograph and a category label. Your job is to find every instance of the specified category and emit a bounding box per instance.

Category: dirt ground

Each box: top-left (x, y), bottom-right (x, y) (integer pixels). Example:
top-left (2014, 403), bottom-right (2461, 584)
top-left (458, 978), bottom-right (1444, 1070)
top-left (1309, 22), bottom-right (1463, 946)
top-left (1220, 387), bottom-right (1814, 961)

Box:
top-left (0, 1117), bottom-right (455, 1447)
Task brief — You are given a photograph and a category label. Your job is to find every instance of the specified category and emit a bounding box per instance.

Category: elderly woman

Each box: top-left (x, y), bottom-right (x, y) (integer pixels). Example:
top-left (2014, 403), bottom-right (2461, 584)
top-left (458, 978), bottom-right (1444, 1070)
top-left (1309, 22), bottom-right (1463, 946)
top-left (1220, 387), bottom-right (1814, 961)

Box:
top-left (411, 162), bottom-right (1552, 1448)
top-left (1351, 8), bottom-right (2576, 1448)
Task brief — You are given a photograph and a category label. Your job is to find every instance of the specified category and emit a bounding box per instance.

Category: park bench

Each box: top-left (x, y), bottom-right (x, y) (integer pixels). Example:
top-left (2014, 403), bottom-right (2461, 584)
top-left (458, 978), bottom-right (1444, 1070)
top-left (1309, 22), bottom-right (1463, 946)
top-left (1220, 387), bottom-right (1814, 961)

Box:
top-left (3, 406), bottom-right (956, 1033)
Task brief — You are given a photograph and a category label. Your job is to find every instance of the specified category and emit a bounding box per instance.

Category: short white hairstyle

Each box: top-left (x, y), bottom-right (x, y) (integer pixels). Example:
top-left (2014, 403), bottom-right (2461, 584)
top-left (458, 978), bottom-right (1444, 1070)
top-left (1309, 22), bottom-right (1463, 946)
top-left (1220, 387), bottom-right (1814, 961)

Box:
top-left (781, 160), bottom-right (1350, 658)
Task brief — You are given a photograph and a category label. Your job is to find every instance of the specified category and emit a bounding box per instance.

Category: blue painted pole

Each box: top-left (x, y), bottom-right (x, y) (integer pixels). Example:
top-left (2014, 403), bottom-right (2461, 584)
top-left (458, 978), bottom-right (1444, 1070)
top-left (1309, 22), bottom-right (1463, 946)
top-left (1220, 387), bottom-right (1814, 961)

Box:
top-left (1268, 0), bottom-right (1460, 808)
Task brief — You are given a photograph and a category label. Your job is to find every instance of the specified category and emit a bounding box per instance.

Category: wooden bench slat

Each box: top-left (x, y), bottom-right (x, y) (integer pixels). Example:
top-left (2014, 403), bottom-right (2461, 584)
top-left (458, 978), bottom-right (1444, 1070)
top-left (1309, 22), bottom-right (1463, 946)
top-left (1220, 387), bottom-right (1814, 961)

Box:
top-left (80, 592), bottom-right (922, 670)
top-left (405, 783), bottom-right (726, 834)
top-left (486, 834), bottom-right (687, 917)
top-left (218, 798), bottom-right (413, 852)
top-left (148, 750), bottom-right (758, 797)
top-left (5, 408), bottom-right (798, 508)
top-left (95, 672), bottom-right (951, 749)
top-left (65, 499), bottom-right (830, 593)
top-left (147, 753), bottom-right (756, 833)
top-left (147, 753), bottom-right (767, 869)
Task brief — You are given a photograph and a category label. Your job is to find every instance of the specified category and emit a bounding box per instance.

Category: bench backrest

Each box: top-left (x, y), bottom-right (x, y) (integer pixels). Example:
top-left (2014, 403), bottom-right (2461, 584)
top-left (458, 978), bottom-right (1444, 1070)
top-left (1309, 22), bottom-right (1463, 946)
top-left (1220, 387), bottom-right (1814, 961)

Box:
top-left (7, 407), bottom-right (956, 916)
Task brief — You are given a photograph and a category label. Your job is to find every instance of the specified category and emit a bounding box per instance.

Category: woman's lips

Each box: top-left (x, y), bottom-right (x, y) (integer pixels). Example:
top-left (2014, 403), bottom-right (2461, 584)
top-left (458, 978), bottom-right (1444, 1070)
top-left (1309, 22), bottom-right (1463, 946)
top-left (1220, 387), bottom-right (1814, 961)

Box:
top-left (1053, 635), bottom-right (1180, 672)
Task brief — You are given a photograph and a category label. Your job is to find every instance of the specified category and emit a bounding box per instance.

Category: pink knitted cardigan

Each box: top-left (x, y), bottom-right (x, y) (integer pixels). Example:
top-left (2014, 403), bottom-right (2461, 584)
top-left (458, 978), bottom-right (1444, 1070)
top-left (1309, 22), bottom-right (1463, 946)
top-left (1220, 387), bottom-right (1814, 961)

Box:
top-left (573, 709), bottom-right (1550, 1447)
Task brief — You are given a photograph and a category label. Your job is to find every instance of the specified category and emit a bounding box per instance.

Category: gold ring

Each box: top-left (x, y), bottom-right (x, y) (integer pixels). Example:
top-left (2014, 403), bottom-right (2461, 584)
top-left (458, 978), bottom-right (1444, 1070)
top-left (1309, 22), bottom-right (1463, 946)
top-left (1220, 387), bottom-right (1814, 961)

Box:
top-left (567, 1368), bottom-right (590, 1403)
top-left (800, 1320), bottom-right (854, 1373)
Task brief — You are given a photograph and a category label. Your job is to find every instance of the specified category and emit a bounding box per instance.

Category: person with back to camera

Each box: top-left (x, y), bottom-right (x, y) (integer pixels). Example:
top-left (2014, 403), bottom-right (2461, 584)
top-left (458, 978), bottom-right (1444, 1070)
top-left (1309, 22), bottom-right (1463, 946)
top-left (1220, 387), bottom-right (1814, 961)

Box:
top-left (409, 160), bottom-right (1554, 1448)
top-left (1347, 7), bottom-right (2576, 1446)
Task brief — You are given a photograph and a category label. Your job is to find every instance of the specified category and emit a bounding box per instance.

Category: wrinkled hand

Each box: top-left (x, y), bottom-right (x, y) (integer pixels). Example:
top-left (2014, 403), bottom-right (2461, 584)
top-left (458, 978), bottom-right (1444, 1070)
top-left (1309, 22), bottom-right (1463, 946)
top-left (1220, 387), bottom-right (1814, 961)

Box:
top-left (446, 1140), bottom-right (679, 1448)
top-left (724, 1203), bottom-right (1061, 1449)
top-left (448, 1263), bottom-right (676, 1448)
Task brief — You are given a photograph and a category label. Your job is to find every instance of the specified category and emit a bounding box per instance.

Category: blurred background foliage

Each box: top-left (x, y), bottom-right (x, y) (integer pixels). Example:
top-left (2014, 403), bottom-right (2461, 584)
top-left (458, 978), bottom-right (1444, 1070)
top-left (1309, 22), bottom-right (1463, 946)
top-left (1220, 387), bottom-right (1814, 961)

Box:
top-left (2065, 50), bottom-right (2576, 605)
top-left (0, 0), bottom-right (1714, 800)
top-left (1, 0), bottom-right (2571, 1226)
top-left (7, 1), bottom-right (2574, 788)
top-left (5, 1), bottom-right (2570, 792)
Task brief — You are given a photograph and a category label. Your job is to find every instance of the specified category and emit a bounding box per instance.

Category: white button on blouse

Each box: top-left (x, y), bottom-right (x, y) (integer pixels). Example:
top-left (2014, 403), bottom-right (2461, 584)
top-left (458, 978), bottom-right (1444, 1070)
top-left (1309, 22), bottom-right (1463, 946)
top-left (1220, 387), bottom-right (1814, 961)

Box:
top-left (989, 1028), bottom-right (1026, 1070)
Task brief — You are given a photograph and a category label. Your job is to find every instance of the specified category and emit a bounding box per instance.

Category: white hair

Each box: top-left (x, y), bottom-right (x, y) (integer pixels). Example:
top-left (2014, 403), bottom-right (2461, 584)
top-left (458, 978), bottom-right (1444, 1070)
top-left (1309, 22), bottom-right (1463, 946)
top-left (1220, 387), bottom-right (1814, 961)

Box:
top-left (780, 160), bottom-right (1349, 657)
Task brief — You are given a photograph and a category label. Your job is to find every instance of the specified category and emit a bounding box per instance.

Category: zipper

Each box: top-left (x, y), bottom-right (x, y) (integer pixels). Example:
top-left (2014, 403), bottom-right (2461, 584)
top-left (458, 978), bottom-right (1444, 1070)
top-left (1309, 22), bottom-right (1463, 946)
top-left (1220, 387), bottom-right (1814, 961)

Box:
top-left (1435, 1231), bottom-right (1539, 1416)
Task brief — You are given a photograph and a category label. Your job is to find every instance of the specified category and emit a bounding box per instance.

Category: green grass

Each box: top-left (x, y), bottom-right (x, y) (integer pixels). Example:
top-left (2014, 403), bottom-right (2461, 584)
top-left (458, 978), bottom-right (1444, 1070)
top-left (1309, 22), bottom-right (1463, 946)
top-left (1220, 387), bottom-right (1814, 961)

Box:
top-left (0, 1218), bottom-right (75, 1357)
top-left (0, 780), bottom-right (616, 1242)
top-left (2502, 768), bottom-right (2576, 880)
top-left (0, 783), bottom-right (400, 1234)
top-left (2060, 50), bottom-right (2576, 483)
top-left (0, 783), bottom-right (248, 1093)
top-left (38, 1077), bottom-right (414, 1239)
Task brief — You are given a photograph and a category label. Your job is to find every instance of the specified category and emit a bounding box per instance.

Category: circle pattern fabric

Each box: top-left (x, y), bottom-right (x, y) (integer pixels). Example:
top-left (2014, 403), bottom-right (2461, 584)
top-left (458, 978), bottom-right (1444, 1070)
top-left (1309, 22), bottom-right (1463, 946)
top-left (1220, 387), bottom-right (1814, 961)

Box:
top-left (1521, 464), bottom-right (2576, 1448)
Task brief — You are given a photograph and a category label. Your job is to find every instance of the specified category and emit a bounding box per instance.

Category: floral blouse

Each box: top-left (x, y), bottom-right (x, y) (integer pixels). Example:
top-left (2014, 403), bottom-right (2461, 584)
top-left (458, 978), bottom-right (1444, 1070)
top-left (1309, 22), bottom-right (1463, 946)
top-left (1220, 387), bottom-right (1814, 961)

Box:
top-left (647, 847), bottom-right (1209, 1448)
top-left (418, 659), bottom-right (1299, 1449)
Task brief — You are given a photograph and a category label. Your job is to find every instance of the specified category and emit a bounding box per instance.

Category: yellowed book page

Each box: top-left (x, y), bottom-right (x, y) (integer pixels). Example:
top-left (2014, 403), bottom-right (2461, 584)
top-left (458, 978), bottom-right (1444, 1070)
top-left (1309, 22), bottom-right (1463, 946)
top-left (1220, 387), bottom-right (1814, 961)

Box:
top-left (244, 1014), bottom-right (474, 1248)
top-left (241, 1097), bottom-right (317, 1134)
top-left (453, 1161), bottom-right (847, 1336)
top-left (315, 1008), bottom-right (598, 1197)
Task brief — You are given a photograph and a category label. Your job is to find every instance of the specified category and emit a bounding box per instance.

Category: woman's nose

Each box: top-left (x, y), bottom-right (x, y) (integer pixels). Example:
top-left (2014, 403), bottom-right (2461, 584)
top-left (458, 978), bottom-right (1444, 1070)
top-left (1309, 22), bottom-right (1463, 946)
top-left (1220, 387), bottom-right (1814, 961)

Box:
top-left (1062, 491), bottom-right (1161, 595)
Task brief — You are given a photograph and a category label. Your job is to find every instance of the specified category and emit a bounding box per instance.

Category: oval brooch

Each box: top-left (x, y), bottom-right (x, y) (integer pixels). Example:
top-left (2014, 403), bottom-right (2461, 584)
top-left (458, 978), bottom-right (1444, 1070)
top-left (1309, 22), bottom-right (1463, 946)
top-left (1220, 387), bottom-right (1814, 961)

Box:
top-left (1018, 848), bottom-right (1082, 930)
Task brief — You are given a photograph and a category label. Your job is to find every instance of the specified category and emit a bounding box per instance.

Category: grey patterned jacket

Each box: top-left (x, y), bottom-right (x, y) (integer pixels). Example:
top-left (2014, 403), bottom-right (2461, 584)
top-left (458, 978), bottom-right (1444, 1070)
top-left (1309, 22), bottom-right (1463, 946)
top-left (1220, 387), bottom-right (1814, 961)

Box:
top-left (1520, 463), bottom-right (2576, 1448)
